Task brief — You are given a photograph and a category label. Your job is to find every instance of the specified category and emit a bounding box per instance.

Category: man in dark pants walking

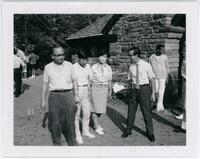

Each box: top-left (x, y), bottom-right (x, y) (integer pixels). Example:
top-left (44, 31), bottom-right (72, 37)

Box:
top-left (40, 46), bottom-right (78, 146)
top-left (121, 47), bottom-right (156, 142)
top-left (14, 48), bottom-right (25, 97)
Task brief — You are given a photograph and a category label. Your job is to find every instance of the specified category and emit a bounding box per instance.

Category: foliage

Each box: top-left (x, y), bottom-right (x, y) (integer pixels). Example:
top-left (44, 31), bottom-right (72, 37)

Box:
top-left (14, 14), bottom-right (104, 64)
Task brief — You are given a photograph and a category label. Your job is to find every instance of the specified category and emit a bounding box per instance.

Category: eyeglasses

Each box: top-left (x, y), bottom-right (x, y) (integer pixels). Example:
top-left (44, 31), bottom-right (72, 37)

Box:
top-left (53, 53), bottom-right (65, 57)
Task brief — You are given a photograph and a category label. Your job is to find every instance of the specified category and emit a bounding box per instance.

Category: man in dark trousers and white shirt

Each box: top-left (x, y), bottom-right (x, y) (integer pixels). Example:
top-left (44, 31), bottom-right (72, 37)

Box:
top-left (121, 47), bottom-right (156, 142)
top-left (14, 48), bottom-right (25, 97)
top-left (40, 46), bottom-right (78, 146)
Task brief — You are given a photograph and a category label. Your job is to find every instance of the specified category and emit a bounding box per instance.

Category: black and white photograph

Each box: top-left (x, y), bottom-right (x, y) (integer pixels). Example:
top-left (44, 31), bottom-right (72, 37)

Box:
top-left (13, 13), bottom-right (187, 146)
top-left (1, 2), bottom-right (199, 158)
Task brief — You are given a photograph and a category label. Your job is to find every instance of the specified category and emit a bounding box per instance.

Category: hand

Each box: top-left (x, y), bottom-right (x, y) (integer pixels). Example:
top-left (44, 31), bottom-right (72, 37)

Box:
top-left (40, 100), bottom-right (46, 111)
top-left (151, 93), bottom-right (156, 102)
top-left (107, 89), bottom-right (112, 99)
top-left (166, 74), bottom-right (170, 84)
top-left (75, 96), bottom-right (80, 105)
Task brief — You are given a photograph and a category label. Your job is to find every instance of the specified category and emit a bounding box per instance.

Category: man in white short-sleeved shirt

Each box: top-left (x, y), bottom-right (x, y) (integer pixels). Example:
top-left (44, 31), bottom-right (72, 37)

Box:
top-left (41, 46), bottom-right (78, 146)
top-left (73, 51), bottom-right (95, 145)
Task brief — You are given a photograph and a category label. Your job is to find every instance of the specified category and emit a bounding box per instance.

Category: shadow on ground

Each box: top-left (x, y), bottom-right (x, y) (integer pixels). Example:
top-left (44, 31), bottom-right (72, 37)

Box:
top-left (107, 106), bottom-right (148, 138)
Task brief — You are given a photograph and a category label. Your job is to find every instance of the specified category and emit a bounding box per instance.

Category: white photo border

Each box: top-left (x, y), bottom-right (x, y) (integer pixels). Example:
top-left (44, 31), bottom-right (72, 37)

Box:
top-left (1, 2), bottom-right (199, 158)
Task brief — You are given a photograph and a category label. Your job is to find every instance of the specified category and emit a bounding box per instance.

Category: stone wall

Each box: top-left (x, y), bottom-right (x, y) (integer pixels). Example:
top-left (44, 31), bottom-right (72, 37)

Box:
top-left (108, 14), bottom-right (185, 86)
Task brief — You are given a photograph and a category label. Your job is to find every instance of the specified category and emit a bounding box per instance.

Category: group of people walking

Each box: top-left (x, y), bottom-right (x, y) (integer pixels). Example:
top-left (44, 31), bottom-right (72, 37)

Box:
top-left (40, 44), bottom-right (186, 146)
top-left (40, 46), bottom-right (112, 145)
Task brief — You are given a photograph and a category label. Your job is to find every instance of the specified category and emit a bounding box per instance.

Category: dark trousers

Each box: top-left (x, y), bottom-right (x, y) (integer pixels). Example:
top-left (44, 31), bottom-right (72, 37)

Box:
top-left (14, 68), bottom-right (22, 96)
top-left (48, 91), bottom-right (77, 146)
top-left (126, 84), bottom-right (154, 135)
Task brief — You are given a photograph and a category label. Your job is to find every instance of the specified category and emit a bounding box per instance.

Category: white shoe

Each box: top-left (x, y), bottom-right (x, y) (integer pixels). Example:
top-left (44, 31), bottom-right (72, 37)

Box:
top-left (97, 125), bottom-right (103, 131)
top-left (175, 114), bottom-right (183, 120)
top-left (76, 137), bottom-right (83, 144)
top-left (82, 132), bottom-right (95, 138)
top-left (95, 128), bottom-right (104, 135)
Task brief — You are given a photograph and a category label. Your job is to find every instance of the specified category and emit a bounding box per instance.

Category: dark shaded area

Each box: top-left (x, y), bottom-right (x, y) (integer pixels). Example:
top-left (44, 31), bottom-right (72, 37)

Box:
top-left (163, 74), bottom-right (177, 109)
top-left (152, 113), bottom-right (180, 129)
top-left (171, 14), bottom-right (186, 27)
top-left (106, 106), bottom-right (147, 138)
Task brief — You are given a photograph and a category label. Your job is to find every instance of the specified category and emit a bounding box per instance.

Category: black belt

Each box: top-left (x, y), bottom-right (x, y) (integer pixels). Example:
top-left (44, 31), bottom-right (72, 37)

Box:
top-left (131, 84), bottom-right (149, 88)
top-left (50, 89), bottom-right (71, 93)
top-left (78, 84), bottom-right (88, 87)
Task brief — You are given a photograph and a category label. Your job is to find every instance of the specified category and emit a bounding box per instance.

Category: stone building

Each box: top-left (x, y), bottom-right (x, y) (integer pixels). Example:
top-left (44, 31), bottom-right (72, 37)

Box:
top-left (66, 14), bottom-right (186, 104)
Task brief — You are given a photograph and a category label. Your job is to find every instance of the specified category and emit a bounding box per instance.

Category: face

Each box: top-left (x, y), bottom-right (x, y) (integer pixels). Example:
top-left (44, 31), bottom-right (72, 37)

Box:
top-left (52, 47), bottom-right (65, 65)
top-left (79, 58), bottom-right (87, 67)
top-left (156, 47), bottom-right (165, 55)
top-left (99, 54), bottom-right (107, 64)
top-left (72, 54), bottom-right (79, 64)
top-left (128, 50), bottom-right (134, 57)
top-left (131, 55), bottom-right (139, 64)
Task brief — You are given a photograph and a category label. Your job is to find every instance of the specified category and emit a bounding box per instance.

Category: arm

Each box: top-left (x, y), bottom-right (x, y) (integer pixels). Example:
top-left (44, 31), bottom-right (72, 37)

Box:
top-left (127, 66), bottom-right (133, 85)
top-left (71, 67), bottom-right (79, 103)
top-left (108, 67), bottom-right (113, 97)
top-left (20, 59), bottom-right (26, 67)
top-left (41, 82), bottom-right (48, 111)
top-left (165, 56), bottom-right (169, 74)
top-left (148, 64), bottom-right (156, 101)
top-left (40, 67), bottom-right (49, 111)
top-left (35, 54), bottom-right (39, 60)
top-left (165, 56), bottom-right (169, 84)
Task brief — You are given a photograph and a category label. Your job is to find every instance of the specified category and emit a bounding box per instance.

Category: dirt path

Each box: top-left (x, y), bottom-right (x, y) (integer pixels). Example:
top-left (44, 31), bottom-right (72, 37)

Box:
top-left (14, 75), bottom-right (186, 146)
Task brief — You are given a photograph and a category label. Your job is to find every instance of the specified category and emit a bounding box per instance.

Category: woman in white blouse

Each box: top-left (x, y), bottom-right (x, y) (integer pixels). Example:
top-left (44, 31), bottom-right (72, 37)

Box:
top-left (90, 53), bottom-right (112, 135)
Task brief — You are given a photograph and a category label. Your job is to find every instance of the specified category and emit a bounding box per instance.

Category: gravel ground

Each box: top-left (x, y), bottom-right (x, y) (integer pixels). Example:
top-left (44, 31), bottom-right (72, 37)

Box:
top-left (14, 75), bottom-right (186, 146)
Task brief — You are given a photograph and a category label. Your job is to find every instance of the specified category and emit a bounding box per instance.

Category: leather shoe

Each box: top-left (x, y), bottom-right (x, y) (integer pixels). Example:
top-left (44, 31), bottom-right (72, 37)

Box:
top-left (173, 128), bottom-right (186, 133)
top-left (121, 131), bottom-right (132, 138)
top-left (147, 134), bottom-right (155, 142)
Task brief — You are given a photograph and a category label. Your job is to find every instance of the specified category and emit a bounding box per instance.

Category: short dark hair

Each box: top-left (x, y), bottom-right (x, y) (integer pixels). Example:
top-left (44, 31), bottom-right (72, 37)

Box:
top-left (107, 52), bottom-right (111, 58)
top-left (156, 44), bottom-right (164, 50)
top-left (98, 48), bottom-right (109, 57)
top-left (78, 50), bottom-right (87, 59)
top-left (128, 46), bottom-right (141, 57)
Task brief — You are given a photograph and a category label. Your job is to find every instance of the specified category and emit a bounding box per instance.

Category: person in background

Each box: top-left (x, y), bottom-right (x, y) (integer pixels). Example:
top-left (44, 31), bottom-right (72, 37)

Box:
top-left (28, 52), bottom-right (39, 78)
top-left (121, 47), bottom-right (156, 142)
top-left (180, 56), bottom-right (186, 131)
top-left (174, 42), bottom-right (186, 132)
top-left (14, 48), bottom-right (25, 97)
top-left (90, 53), bottom-right (112, 135)
top-left (175, 41), bottom-right (186, 120)
top-left (73, 50), bottom-right (95, 145)
top-left (15, 47), bottom-right (27, 78)
top-left (71, 53), bottom-right (79, 64)
top-left (149, 44), bottom-right (169, 112)
top-left (40, 46), bottom-right (78, 146)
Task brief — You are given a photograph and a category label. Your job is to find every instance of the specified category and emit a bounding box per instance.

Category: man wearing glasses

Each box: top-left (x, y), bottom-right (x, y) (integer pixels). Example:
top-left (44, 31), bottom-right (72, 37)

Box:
top-left (40, 46), bottom-right (78, 146)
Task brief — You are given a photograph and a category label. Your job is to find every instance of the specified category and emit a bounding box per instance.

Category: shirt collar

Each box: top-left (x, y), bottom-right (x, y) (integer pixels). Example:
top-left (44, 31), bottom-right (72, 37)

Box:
top-left (97, 62), bottom-right (107, 67)
top-left (77, 62), bottom-right (86, 69)
top-left (53, 61), bottom-right (65, 67)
